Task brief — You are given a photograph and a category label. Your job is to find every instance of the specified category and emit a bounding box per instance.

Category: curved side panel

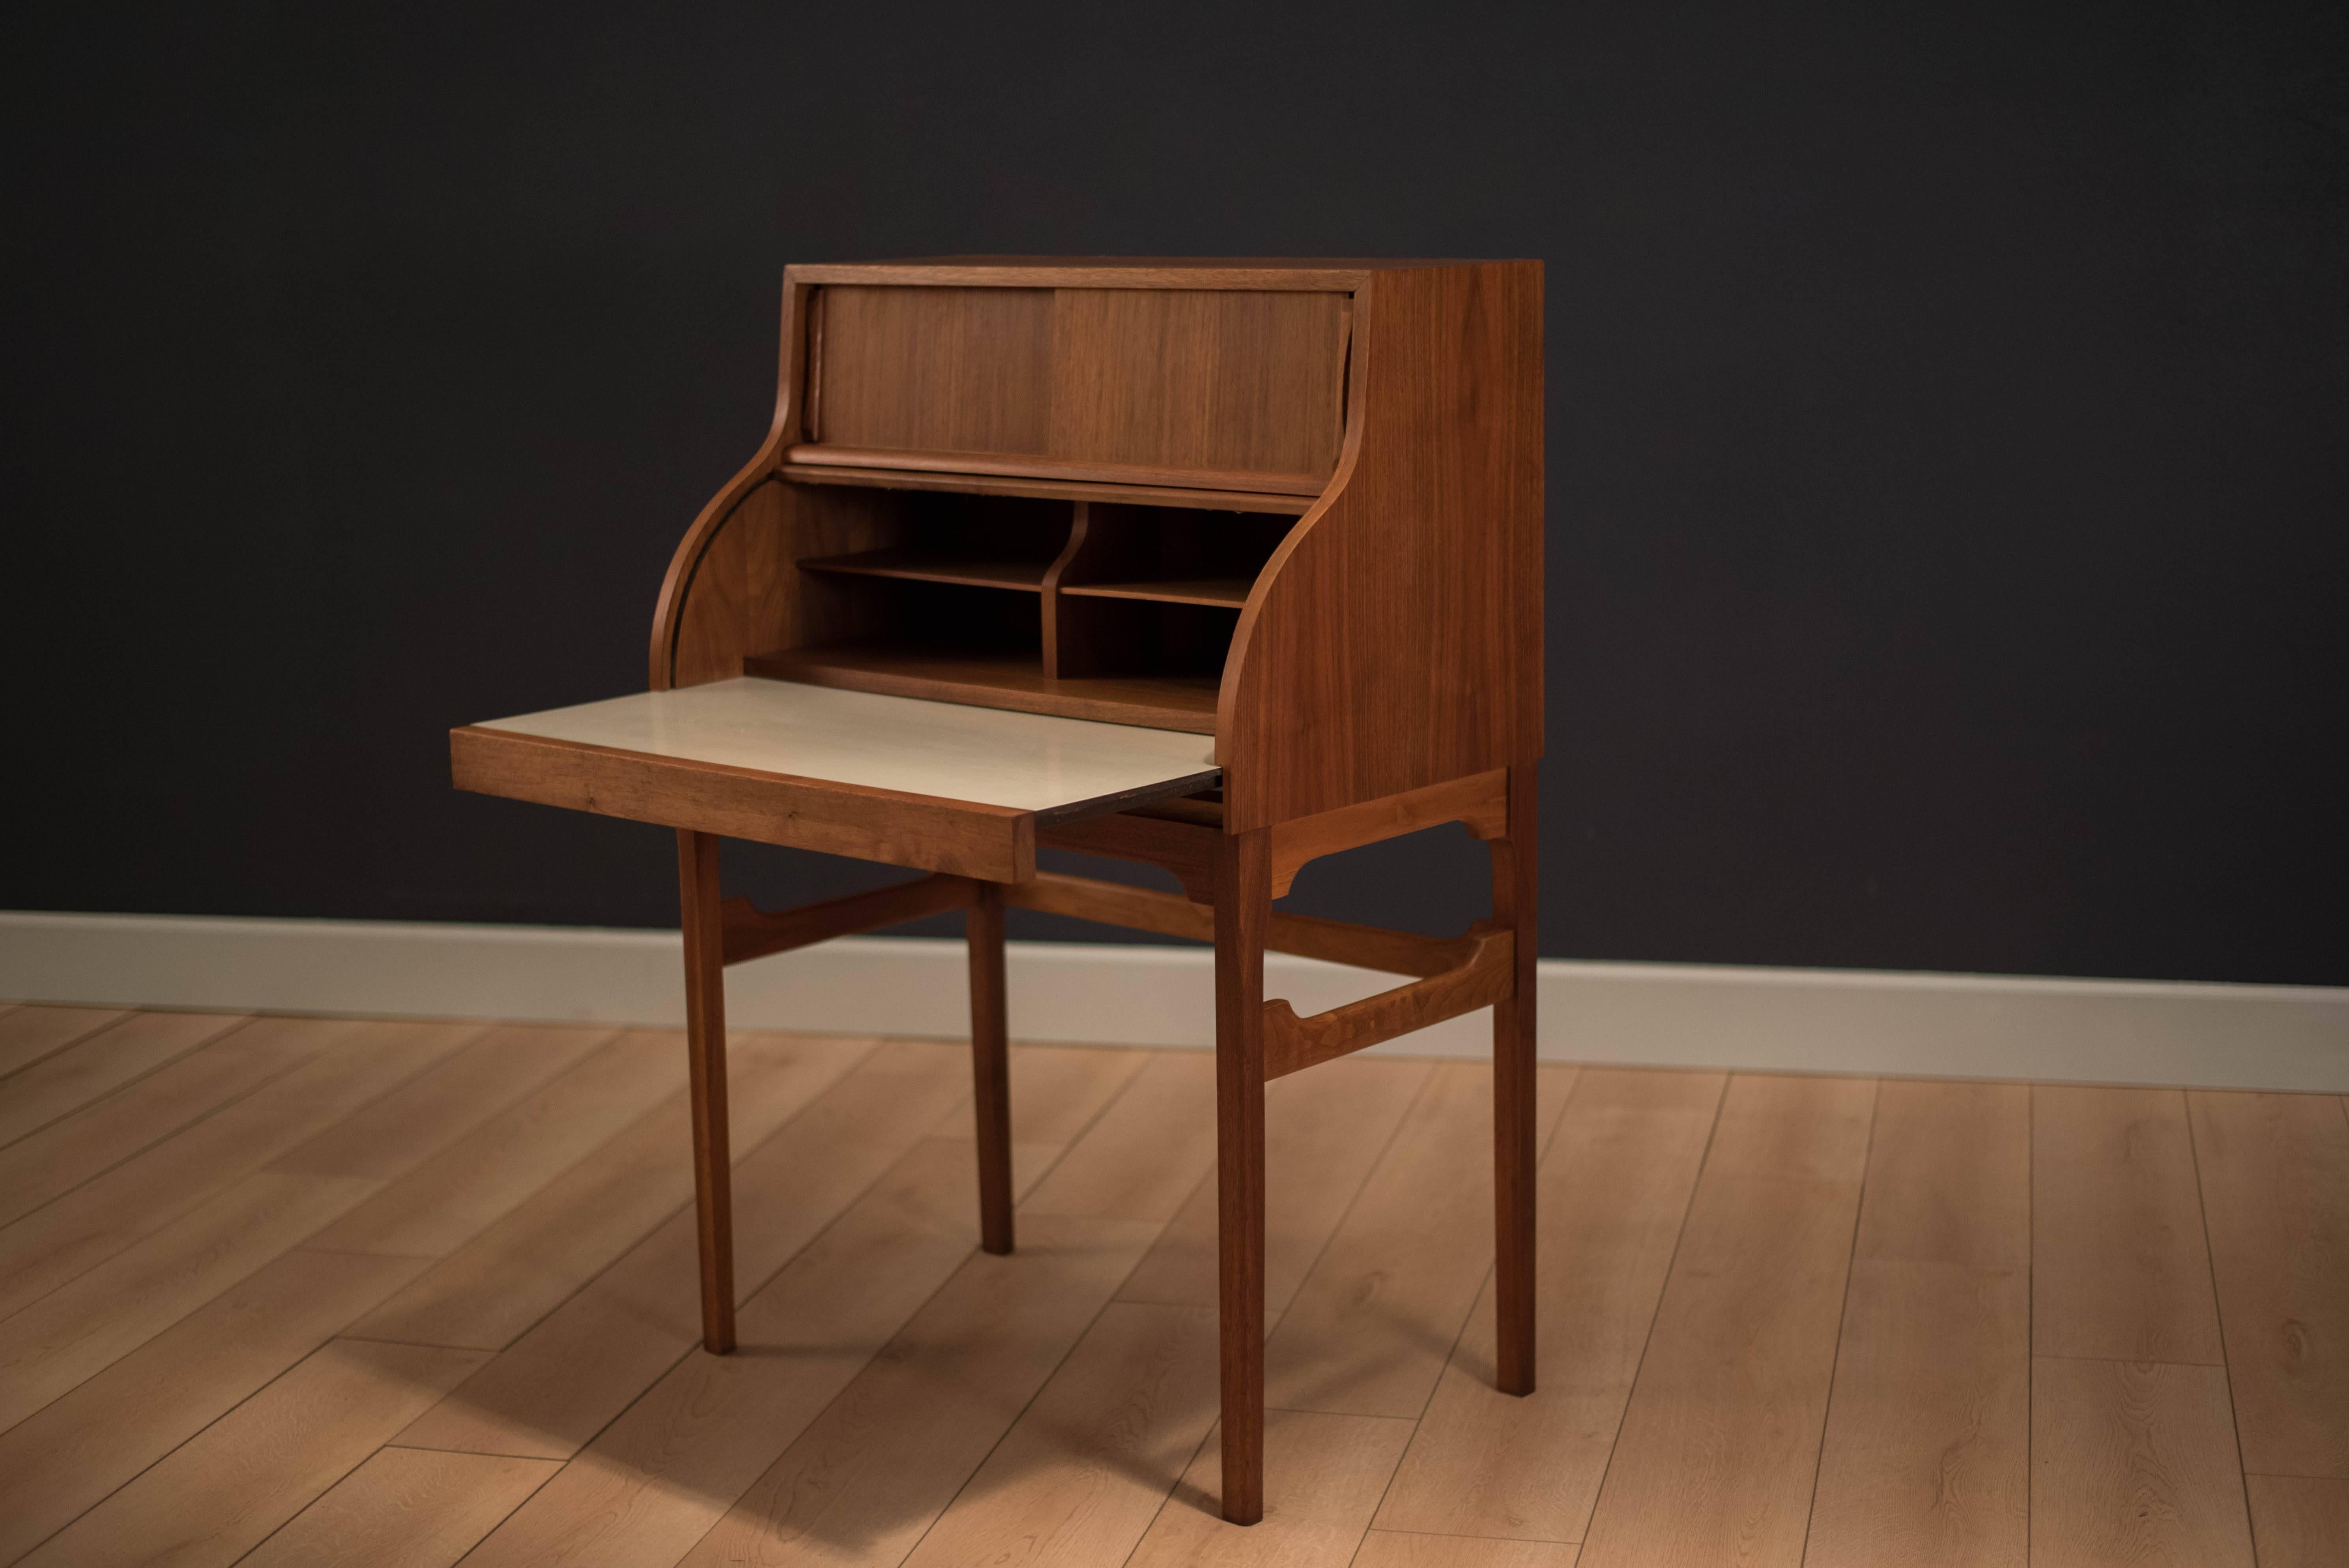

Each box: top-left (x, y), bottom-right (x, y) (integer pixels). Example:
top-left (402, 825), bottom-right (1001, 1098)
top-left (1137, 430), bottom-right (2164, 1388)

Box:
top-left (650, 276), bottom-right (808, 689)
top-left (662, 478), bottom-right (903, 688)
top-left (1218, 262), bottom-right (1544, 831)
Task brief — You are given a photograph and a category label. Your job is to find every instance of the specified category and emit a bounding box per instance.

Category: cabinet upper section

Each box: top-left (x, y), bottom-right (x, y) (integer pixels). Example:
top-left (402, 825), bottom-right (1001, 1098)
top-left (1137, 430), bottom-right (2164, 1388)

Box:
top-left (653, 257), bottom-right (1543, 829)
top-left (773, 260), bottom-right (1423, 500)
top-left (793, 285), bottom-right (1348, 496)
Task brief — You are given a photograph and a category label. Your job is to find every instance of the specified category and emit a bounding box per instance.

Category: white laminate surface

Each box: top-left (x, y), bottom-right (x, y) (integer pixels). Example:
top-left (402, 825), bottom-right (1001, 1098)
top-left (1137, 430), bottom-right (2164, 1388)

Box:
top-left (473, 677), bottom-right (1219, 817)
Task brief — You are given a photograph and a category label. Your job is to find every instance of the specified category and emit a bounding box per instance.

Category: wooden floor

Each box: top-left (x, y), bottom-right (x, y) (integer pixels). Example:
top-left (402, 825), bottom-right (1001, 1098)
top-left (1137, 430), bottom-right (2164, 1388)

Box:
top-left (0, 1004), bottom-right (2343, 1566)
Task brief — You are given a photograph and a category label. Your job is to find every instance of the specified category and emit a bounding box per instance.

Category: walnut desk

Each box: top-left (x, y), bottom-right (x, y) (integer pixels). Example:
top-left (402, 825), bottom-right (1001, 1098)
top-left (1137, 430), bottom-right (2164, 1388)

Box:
top-left (451, 256), bottom-right (1544, 1524)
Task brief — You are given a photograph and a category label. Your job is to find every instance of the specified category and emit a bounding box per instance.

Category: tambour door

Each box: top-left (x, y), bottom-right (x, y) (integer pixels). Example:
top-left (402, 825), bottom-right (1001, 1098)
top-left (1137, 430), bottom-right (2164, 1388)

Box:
top-left (794, 286), bottom-right (1350, 495)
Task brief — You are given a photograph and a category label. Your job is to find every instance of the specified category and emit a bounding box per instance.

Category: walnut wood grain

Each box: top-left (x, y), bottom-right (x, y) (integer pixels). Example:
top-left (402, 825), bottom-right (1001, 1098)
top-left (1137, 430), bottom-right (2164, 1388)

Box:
top-left (799, 284), bottom-right (1345, 492)
top-left (1038, 500), bottom-right (1094, 679)
top-left (676, 830), bottom-right (735, 1355)
top-left (450, 725), bottom-right (1038, 881)
top-left (1036, 811), bottom-right (1220, 902)
top-left (1214, 826), bottom-right (1273, 1525)
top-left (1268, 768), bottom-right (1509, 896)
top-left (780, 463), bottom-right (1314, 515)
top-left (1044, 287), bottom-right (1346, 480)
top-left (1062, 578), bottom-right (1253, 608)
top-left (718, 876), bottom-right (978, 967)
top-left (788, 443), bottom-right (1328, 497)
top-left (1219, 263), bottom-right (1543, 830)
top-left (791, 260), bottom-right (1390, 289)
top-left (796, 548), bottom-right (1051, 592)
top-left (811, 286), bottom-right (1053, 456)
top-left (649, 275), bottom-right (808, 690)
top-left (1262, 928), bottom-right (1514, 1081)
top-left (1000, 869), bottom-right (1479, 977)
top-left (1491, 763), bottom-right (1539, 1396)
top-left (968, 882), bottom-right (1013, 1256)
top-left (660, 477), bottom-right (906, 691)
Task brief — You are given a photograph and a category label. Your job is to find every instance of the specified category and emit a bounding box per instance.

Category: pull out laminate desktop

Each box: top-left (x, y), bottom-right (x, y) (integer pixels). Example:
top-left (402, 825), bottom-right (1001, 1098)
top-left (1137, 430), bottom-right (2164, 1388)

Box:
top-left (454, 677), bottom-right (1223, 881)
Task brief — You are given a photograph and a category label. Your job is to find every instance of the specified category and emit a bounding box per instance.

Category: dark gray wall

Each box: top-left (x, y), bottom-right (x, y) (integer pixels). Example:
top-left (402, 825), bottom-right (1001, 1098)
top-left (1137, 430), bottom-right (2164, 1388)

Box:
top-left (5, 2), bottom-right (2344, 983)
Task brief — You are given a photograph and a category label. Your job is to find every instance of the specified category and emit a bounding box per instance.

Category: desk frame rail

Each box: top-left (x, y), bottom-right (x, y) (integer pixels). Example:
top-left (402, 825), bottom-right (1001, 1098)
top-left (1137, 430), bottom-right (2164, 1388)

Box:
top-left (671, 761), bottom-right (1538, 1523)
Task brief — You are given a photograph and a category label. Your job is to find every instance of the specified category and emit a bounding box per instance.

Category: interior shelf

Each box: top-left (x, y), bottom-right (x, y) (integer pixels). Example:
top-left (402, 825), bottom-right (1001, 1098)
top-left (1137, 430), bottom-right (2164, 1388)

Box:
top-left (767, 490), bottom-right (1290, 734)
top-left (745, 645), bottom-right (1219, 734)
top-left (1060, 578), bottom-right (1253, 609)
top-left (799, 549), bottom-right (1051, 592)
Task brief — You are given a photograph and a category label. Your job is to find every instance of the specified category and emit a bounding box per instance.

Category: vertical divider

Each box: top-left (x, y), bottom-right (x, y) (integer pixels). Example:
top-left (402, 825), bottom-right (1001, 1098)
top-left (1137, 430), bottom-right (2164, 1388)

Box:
top-left (1039, 500), bottom-right (1090, 679)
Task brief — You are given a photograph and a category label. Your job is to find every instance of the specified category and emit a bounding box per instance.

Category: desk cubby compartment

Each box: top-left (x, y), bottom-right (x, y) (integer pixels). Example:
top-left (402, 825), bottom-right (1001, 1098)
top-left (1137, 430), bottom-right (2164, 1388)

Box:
top-left (750, 490), bottom-right (1292, 734)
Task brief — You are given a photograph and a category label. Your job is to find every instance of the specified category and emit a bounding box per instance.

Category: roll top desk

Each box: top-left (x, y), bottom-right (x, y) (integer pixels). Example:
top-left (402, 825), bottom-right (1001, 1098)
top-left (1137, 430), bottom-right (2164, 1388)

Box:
top-left (452, 256), bottom-right (1543, 1523)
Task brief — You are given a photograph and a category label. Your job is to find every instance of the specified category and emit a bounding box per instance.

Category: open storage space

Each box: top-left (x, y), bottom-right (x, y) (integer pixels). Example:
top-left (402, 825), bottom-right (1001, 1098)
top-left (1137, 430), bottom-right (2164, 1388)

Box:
top-left (746, 487), bottom-right (1296, 734)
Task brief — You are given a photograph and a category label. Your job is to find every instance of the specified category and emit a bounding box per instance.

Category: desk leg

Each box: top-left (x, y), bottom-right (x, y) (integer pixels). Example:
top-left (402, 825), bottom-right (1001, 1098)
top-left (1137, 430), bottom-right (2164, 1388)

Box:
top-left (1491, 763), bottom-right (1539, 1395)
top-left (1214, 826), bottom-right (1271, 1525)
top-left (968, 880), bottom-right (1014, 1255)
top-left (677, 829), bottom-right (736, 1354)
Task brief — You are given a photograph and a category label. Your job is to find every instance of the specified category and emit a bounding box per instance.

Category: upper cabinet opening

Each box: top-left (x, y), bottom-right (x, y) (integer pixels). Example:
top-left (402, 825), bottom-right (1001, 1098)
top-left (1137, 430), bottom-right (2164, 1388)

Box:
top-left (789, 286), bottom-right (1351, 497)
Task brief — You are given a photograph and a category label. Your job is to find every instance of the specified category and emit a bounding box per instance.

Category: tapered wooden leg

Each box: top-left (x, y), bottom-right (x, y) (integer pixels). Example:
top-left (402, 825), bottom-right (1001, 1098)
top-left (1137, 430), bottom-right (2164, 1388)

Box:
top-left (968, 880), bottom-right (1014, 1255)
top-left (676, 828), bottom-right (736, 1355)
top-left (1214, 826), bottom-right (1272, 1525)
top-left (1489, 764), bottom-right (1539, 1395)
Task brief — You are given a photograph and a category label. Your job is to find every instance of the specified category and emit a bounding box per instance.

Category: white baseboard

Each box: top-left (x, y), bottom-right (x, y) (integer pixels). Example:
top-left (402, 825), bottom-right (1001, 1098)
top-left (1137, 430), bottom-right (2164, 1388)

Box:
top-left (2, 910), bottom-right (2344, 1092)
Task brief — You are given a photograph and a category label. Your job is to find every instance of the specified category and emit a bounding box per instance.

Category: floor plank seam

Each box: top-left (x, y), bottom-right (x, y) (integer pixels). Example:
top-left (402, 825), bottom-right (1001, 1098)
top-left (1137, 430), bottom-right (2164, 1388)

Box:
top-left (220, 1437), bottom-right (391, 1568)
top-left (404, 1060), bottom-right (979, 1485)
top-left (0, 1013), bottom-right (254, 1156)
top-left (0, 1029), bottom-right (315, 1243)
top-left (375, 1033), bottom-right (900, 1367)
top-left (1569, 1069), bottom-right (1733, 1546)
top-left (331, 1331), bottom-right (503, 1354)
top-left (877, 1052), bottom-right (1185, 1568)
top-left (9, 1333), bottom-right (349, 1565)
top-left (2183, 1091), bottom-right (2263, 1555)
top-left (668, 1045), bottom-right (1162, 1568)
top-left (378, 1439), bottom-right (550, 1460)
top-left (20, 1016), bottom-right (2335, 1568)
top-left (2026, 1081), bottom-right (2035, 1568)
top-left (0, 1010), bottom-right (138, 1084)
top-left (1277, 1062), bottom-right (1447, 1353)
top-left (295, 1244), bottom-right (443, 1262)
top-left (1121, 1412), bottom-right (1222, 1568)
top-left (2029, 1351), bottom-right (2231, 1369)
top-left (1795, 1077), bottom-right (1881, 1567)
top-left (1352, 1068), bottom-right (1594, 1557)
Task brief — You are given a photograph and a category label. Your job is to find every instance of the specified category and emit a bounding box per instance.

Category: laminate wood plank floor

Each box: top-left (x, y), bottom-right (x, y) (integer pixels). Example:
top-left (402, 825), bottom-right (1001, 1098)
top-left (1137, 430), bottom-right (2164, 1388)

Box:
top-left (0, 1002), bottom-right (2339, 1566)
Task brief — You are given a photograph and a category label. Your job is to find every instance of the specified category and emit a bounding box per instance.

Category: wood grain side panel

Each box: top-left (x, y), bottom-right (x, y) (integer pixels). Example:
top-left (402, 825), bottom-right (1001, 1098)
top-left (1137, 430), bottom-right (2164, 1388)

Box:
top-left (1220, 263), bottom-right (1544, 829)
top-left (666, 477), bottom-right (905, 689)
top-left (449, 726), bottom-right (1035, 880)
top-left (817, 285), bottom-right (1053, 454)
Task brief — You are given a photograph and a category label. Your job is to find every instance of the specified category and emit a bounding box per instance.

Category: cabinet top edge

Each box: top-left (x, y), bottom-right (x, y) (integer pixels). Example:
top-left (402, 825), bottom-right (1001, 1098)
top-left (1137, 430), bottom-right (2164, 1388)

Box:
top-left (787, 257), bottom-right (1539, 290)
